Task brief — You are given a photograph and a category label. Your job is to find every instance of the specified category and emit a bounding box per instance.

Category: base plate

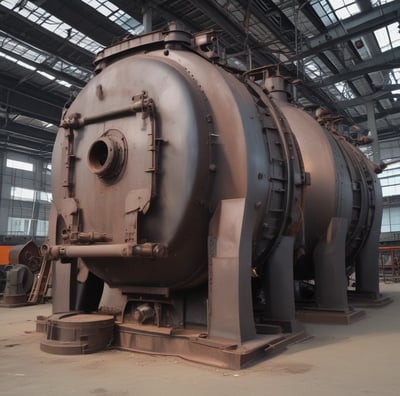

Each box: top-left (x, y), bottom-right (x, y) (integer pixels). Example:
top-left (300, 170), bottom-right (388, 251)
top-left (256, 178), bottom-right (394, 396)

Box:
top-left (296, 308), bottom-right (365, 325)
top-left (114, 323), bottom-right (306, 369)
top-left (0, 294), bottom-right (28, 308)
top-left (347, 291), bottom-right (393, 308)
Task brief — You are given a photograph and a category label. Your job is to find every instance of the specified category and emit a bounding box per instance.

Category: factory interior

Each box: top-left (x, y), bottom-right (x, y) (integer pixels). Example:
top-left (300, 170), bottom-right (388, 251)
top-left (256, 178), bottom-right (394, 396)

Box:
top-left (1, 0), bottom-right (400, 395)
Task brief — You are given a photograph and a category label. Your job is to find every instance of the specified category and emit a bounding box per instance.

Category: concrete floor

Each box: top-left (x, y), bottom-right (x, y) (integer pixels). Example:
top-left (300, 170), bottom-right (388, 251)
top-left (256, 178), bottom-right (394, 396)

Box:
top-left (1, 282), bottom-right (400, 396)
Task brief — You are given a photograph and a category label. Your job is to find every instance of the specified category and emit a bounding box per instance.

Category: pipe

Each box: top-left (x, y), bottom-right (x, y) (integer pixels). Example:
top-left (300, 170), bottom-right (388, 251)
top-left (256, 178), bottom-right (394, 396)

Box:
top-left (42, 242), bottom-right (167, 259)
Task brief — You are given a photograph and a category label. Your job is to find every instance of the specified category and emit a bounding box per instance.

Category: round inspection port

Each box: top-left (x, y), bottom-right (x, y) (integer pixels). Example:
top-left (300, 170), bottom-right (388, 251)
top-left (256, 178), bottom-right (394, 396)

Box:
top-left (89, 139), bottom-right (109, 168)
top-left (87, 130), bottom-right (127, 180)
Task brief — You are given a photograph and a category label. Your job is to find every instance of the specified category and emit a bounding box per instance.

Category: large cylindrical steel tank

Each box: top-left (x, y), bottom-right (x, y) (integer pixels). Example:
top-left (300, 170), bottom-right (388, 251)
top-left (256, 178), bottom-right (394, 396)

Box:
top-left (44, 26), bottom-right (382, 366)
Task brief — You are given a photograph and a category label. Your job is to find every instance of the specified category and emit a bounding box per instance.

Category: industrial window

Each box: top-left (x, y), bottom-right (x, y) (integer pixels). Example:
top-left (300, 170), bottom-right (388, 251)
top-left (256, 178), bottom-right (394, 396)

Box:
top-left (36, 220), bottom-right (49, 237)
top-left (39, 192), bottom-right (53, 203)
top-left (6, 159), bottom-right (33, 172)
top-left (7, 217), bottom-right (48, 236)
top-left (7, 217), bottom-right (31, 235)
top-left (381, 207), bottom-right (400, 232)
top-left (10, 186), bottom-right (35, 201)
top-left (10, 187), bottom-right (52, 203)
top-left (379, 163), bottom-right (400, 197)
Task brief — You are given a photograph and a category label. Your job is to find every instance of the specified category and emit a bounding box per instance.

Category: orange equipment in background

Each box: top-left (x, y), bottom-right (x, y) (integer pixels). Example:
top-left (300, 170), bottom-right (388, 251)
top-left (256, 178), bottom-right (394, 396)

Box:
top-left (0, 246), bottom-right (12, 264)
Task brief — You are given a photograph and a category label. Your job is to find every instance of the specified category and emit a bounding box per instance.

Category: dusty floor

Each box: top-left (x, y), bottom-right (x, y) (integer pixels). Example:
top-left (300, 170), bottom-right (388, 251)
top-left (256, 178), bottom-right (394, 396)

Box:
top-left (1, 283), bottom-right (400, 396)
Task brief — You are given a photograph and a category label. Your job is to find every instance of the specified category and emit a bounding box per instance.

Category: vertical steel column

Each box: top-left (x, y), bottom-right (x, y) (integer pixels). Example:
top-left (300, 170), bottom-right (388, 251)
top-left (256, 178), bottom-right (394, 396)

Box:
top-left (142, 6), bottom-right (153, 34)
top-left (367, 101), bottom-right (380, 163)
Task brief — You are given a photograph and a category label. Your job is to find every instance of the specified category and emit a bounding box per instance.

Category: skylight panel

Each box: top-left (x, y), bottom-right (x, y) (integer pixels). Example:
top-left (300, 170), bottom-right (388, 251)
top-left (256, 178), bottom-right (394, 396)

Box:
top-left (111, 10), bottom-right (143, 33)
top-left (52, 62), bottom-right (91, 82)
top-left (335, 81), bottom-right (356, 99)
top-left (328, 0), bottom-right (360, 19)
top-left (311, 0), bottom-right (360, 26)
top-left (374, 23), bottom-right (400, 52)
top-left (16, 59), bottom-right (36, 70)
top-left (37, 70), bottom-right (56, 80)
top-left (12, 114), bottom-right (58, 133)
top-left (310, 0), bottom-right (338, 27)
top-left (82, 0), bottom-right (143, 35)
top-left (390, 68), bottom-right (400, 83)
top-left (57, 80), bottom-right (72, 88)
top-left (326, 81), bottom-right (356, 100)
top-left (0, 50), bottom-right (17, 63)
top-left (0, 33), bottom-right (91, 84)
top-left (304, 60), bottom-right (322, 80)
top-left (302, 57), bottom-right (332, 81)
top-left (2, 0), bottom-right (104, 54)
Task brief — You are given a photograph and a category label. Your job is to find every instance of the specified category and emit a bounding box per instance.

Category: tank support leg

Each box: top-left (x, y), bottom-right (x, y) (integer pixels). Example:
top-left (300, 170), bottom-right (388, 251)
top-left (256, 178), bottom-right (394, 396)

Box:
top-left (297, 217), bottom-right (365, 323)
top-left (52, 260), bottom-right (76, 313)
top-left (355, 206), bottom-right (380, 297)
top-left (313, 217), bottom-right (348, 310)
top-left (208, 198), bottom-right (256, 343)
top-left (264, 236), bottom-right (301, 332)
top-left (350, 203), bottom-right (392, 307)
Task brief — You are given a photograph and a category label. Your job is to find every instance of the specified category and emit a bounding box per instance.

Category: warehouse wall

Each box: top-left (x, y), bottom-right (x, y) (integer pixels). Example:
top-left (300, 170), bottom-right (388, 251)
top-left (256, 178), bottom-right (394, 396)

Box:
top-left (360, 138), bottom-right (400, 244)
top-left (0, 148), bottom-right (51, 245)
top-left (1, 138), bottom-right (400, 246)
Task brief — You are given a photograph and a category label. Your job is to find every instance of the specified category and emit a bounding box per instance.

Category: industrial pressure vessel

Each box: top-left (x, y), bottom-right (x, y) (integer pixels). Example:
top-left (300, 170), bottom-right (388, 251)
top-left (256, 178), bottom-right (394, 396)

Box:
top-left (43, 26), bottom-right (382, 367)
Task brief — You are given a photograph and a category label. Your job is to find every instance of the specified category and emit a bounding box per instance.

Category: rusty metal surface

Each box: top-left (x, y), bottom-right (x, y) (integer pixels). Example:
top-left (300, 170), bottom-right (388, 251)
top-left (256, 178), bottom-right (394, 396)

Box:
top-left (8, 240), bottom-right (41, 273)
top-left (44, 26), bottom-right (384, 367)
top-left (113, 323), bottom-right (306, 370)
top-left (295, 309), bottom-right (365, 325)
top-left (40, 313), bottom-right (114, 355)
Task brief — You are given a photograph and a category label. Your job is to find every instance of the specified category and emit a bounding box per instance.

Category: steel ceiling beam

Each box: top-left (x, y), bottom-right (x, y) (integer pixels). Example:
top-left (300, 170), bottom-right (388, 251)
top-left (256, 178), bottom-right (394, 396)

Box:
top-left (0, 49), bottom-right (86, 89)
top-left (301, 1), bottom-right (400, 58)
top-left (353, 105), bottom-right (400, 124)
top-left (310, 47), bottom-right (400, 88)
top-left (110, 0), bottom-right (182, 32)
top-left (0, 130), bottom-right (53, 156)
top-left (185, 0), bottom-right (336, 109)
top-left (0, 76), bottom-right (64, 125)
top-left (0, 4), bottom-right (95, 69)
top-left (38, 0), bottom-right (126, 47)
top-left (336, 91), bottom-right (393, 108)
top-left (235, 0), bottom-right (296, 50)
top-left (186, 0), bottom-right (277, 66)
top-left (0, 120), bottom-right (56, 143)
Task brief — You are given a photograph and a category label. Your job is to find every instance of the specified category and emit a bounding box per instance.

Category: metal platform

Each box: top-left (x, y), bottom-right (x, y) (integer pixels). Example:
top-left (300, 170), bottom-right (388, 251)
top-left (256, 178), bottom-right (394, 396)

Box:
top-left (114, 323), bottom-right (306, 370)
